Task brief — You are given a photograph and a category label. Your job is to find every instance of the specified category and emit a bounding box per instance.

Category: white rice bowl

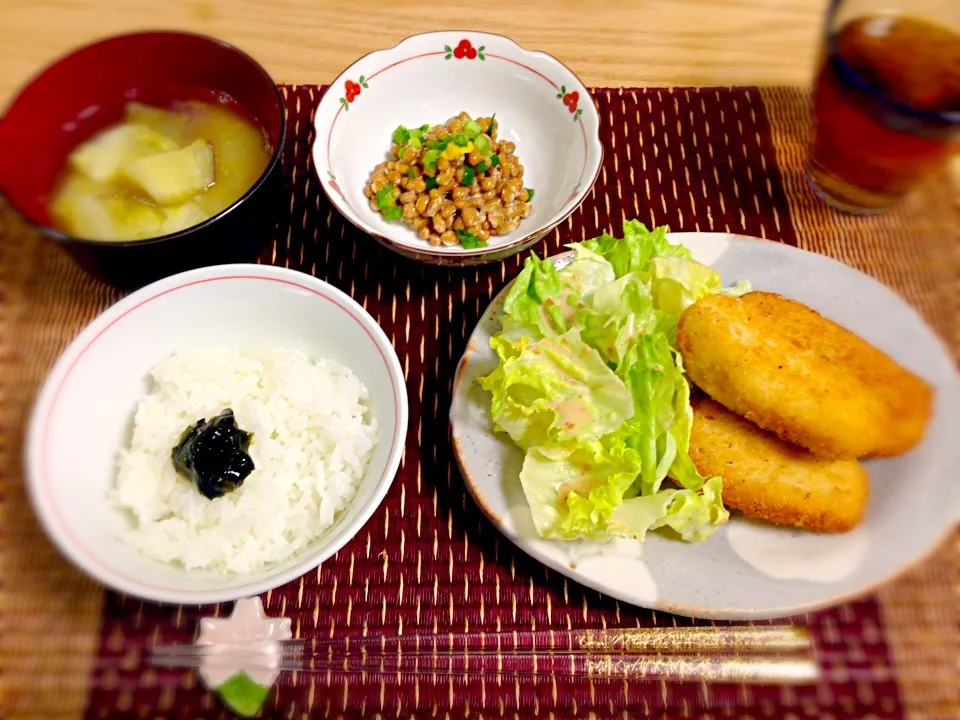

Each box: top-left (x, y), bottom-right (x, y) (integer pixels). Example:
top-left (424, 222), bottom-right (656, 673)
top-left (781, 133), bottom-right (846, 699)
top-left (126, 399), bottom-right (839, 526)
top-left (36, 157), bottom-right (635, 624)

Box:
top-left (111, 346), bottom-right (378, 573)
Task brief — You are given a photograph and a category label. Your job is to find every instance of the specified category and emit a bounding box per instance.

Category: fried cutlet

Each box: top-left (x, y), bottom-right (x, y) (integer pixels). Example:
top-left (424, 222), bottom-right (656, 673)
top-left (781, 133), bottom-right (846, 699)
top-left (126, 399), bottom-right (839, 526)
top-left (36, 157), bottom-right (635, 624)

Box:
top-left (689, 395), bottom-right (869, 532)
top-left (676, 291), bottom-right (933, 459)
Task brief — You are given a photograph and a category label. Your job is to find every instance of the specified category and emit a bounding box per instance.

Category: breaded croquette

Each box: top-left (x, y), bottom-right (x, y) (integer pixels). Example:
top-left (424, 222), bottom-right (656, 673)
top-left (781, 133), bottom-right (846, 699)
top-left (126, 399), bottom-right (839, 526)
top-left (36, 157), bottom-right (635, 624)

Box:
top-left (677, 291), bottom-right (933, 459)
top-left (689, 395), bottom-right (869, 532)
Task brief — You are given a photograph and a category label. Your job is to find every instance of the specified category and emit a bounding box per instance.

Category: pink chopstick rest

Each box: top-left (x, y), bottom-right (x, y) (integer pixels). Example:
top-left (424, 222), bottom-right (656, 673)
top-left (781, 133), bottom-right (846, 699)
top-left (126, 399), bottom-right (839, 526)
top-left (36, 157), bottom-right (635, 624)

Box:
top-left (196, 597), bottom-right (292, 717)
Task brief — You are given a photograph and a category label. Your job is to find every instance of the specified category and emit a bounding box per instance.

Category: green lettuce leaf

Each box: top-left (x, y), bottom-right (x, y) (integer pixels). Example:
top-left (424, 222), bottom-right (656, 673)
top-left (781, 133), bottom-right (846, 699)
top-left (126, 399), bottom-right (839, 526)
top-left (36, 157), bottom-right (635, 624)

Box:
top-left (582, 220), bottom-right (690, 277)
top-left (617, 332), bottom-right (696, 496)
top-left (481, 220), bottom-right (741, 546)
top-left (623, 219), bottom-right (691, 259)
top-left (501, 247), bottom-right (616, 341)
top-left (648, 255), bottom-right (721, 337)
top-left (620, 337), bottom-right (704, 494)
top-left (656, 476), bottom-right (729, 541)
top-left (511, 333), bottom-right (709, 540)
top-left (479, 329), bottom-right (634, 451)
top-left (578, 272), bottom-right (657, 366)
top-left (518, 437), bottom-right (641, 540)
top-left (662, 350), bottom-right (703, 490)
top-left (557, 243), bottom-right (616, 300)
top-left (609, 476), bottom-right (728, 542)
top-left (604, 491), bottom-right (677, 542)
top-left (521, 444), bottom-right (727, 543)
top-left (501, 254), bottom-right (576, 340)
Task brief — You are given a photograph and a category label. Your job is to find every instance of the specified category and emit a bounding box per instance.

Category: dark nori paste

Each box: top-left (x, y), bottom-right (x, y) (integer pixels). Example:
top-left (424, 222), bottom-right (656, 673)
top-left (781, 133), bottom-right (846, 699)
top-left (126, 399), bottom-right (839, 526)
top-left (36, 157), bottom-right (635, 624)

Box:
top-left (172, 409), bottom-right (254, 500)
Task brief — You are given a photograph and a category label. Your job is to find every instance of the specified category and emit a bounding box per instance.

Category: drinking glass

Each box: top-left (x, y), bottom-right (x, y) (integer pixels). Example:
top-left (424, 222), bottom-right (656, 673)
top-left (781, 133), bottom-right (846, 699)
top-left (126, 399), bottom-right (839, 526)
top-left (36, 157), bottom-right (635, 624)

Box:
top-left (806, 0), bottom-right (960, 213)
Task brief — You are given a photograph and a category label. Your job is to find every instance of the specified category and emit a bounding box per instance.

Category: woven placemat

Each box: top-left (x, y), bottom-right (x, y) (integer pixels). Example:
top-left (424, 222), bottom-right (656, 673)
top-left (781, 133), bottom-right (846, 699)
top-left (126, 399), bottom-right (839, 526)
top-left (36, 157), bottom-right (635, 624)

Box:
top-left (1, 85), bottom-right (957, 720)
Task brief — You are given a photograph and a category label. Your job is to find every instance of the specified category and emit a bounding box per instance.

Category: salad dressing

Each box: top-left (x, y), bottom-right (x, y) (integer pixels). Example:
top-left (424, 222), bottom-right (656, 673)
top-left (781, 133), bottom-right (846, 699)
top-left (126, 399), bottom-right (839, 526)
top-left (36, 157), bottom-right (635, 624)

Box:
top-left (727, 518), bottom-right (871, 583)
top-left (505, 505), bottom-right (659, 602)
top-left (569, 542), bottom-right (658, 606)
top-left (556, 472), bottom-right (593, 505)
top-left (554, 396), bottom-right (594, 435)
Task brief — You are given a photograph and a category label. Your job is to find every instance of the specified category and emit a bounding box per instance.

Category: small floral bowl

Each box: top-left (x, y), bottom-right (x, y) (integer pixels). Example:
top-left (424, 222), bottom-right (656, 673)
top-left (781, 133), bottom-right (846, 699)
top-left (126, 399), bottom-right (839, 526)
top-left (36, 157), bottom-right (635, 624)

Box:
top-left (312, 31), bottom-right (603, 266)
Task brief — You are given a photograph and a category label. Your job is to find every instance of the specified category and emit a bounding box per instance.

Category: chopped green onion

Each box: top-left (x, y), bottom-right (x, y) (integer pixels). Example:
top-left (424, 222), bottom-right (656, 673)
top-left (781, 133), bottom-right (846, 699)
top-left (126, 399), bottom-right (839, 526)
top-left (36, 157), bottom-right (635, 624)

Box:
top-left (407, 168), bottom-right (416, 179)
top-left (425, 175), bottom-right (439, 190)
top-left (419, 123), bottom-right (430, 132)
top-left (426, 138), bottom-right (451, 151)
top-left (375, 183), bottom-right (404, 221)
top-left (525, 187), bottom-right (535, 201)
top-left (376, 184), bottom-right (397, 210)
top-left (461, 166), bottom-right (476, 186)
top-left (409, 128), bottom-right (424, 140)
top-left (422, 149), bottom-right (440, 171)
top-left (408, 136), bottom-right (423, 149)
top-left (463, 119), bottom-right (483, 139)
top-left (490, 154), bottom-right (501, 168)
top-left (476, 160), bottom-right (490, 173)
top-left (392, 126), bottom-right (410, 146)
top-left (457, 230), bottom-right (486, 249)
top-left (474, 135), bottom-right (492, 156)
top-left (488, 113), bottom-right (497, 136)
top-left (452, 133), bottom-right (468, 147)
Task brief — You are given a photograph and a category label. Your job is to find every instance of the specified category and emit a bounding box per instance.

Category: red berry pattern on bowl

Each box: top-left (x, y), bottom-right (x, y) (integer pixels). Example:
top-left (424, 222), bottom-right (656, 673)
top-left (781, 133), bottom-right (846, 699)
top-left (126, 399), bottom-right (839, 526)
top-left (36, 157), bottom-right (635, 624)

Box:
top-left (340, 76), bottom-right (369, 110)
top-left (445, 39), bottom-right (485, 61)
top-left (557, 85), bottom-right (584, 120)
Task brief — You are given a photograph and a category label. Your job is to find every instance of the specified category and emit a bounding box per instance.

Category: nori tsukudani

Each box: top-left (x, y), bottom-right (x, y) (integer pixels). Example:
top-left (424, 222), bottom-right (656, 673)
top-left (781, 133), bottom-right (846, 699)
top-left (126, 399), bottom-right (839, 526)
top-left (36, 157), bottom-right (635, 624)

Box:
top-left (172, 409), bottom-right (255, 499)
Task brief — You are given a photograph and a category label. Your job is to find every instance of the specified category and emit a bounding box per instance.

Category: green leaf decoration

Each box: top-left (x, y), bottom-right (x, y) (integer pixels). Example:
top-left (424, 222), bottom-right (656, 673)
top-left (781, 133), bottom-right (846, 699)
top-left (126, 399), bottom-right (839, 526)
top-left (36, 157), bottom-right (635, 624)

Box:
top-left (216, 672), bottom-right (270, 718)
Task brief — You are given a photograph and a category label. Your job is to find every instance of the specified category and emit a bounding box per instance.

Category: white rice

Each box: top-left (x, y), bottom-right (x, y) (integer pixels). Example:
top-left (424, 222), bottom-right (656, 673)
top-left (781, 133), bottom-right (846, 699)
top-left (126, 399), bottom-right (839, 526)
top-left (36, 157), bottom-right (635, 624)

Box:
top-left (111, 346), bottom-right (378, 573)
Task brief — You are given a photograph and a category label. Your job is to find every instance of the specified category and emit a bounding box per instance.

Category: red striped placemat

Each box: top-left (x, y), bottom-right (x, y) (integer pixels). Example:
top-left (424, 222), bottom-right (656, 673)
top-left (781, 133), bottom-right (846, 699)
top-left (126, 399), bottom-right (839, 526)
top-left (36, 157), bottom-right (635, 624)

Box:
top-left (1, 85), bottom-right (957, 719)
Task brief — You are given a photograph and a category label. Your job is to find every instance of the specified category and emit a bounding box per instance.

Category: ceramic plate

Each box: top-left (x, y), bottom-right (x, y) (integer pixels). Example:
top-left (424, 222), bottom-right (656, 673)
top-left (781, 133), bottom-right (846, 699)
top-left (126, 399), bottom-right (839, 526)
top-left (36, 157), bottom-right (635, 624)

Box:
top-left (312, 31), bottom-right (603, 266)
top-left (450, 232), bottom-right (960, 620)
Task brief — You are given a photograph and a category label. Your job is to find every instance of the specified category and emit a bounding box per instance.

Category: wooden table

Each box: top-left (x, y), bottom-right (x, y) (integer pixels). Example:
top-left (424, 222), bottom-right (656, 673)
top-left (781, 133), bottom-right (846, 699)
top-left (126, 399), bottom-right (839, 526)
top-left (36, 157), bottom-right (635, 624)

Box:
top-left (0, 0), bottom-right (826, 105)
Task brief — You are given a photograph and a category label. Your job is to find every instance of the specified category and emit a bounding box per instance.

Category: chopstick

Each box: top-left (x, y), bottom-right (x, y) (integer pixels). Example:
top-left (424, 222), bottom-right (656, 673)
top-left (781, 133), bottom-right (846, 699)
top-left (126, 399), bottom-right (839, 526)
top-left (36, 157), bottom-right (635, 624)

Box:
top-left (148, 626), bottom-right (821, 685)
top-left (150, 653), bottom-right (820, 684)
top-left (150, 626), bottom-right (813, 657)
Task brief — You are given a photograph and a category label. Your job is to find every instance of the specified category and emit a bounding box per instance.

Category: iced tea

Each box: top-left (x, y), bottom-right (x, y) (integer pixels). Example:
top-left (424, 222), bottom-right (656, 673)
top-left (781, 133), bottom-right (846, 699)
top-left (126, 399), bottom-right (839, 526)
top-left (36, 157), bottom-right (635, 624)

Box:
top-left (808, 13), bottom-right (960, 212)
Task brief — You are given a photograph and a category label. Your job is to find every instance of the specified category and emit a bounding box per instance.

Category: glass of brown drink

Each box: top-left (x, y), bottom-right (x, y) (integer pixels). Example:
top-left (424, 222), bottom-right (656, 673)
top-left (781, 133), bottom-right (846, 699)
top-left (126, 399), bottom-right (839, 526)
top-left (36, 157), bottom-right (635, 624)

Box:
top-left (807, 1), bottom-right (960, 213)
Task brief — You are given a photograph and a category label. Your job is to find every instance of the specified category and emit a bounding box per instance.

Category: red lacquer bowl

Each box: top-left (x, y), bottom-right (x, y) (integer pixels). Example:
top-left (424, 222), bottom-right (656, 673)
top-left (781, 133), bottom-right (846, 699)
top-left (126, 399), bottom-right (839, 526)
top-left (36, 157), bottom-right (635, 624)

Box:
top-left (0, 31), bottom-right (286, 289)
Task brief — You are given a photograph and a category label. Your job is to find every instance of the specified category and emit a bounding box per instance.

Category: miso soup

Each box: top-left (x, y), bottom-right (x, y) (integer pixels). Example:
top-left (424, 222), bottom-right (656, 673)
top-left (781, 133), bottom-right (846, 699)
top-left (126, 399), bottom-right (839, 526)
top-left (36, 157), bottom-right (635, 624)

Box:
top-left (50, 100), bottom-right (272, 241)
